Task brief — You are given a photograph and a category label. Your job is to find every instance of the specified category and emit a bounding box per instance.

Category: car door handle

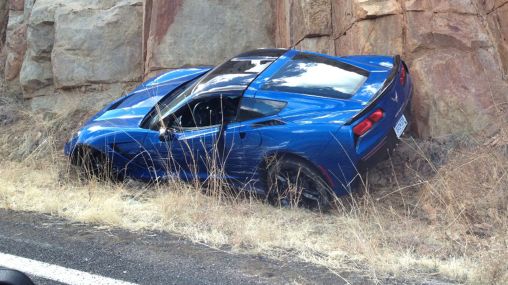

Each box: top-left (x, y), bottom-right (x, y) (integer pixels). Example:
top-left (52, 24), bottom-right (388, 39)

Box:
top-left (251, 120), bottom-right (285, 129)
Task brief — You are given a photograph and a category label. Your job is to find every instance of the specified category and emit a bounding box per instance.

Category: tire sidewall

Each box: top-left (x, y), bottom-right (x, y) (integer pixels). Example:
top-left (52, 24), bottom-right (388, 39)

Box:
top-left (266, 156), bottom-right (332, 211)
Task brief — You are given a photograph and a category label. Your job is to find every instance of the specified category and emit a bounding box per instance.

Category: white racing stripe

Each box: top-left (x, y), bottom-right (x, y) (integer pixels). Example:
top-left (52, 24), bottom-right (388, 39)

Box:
top-left (0, 252), bottom-right (137, 285)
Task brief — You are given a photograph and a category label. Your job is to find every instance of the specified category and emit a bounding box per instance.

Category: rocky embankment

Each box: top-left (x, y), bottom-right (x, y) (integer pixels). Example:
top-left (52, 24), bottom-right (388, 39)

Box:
top-left (0, 0), bottom-right (507, 138)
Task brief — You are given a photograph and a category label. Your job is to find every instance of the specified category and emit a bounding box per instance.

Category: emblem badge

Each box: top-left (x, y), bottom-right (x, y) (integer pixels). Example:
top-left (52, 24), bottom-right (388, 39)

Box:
top-left (391, 91), bottom-right (399, 103)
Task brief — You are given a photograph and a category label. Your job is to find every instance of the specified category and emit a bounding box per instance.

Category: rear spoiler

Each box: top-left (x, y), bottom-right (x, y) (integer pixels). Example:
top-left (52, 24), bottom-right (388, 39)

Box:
top-left (345, 55), bottom-right (401, 125)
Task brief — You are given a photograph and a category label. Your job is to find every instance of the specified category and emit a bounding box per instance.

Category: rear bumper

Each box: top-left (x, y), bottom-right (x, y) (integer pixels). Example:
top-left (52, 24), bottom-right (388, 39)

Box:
top-left (358, 98), bottom-right (412, 170)
top-left (357, 128), bottom-right (399, 170)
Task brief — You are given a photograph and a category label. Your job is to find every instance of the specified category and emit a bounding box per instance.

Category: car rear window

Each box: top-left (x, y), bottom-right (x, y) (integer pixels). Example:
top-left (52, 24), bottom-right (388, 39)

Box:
top-left (261, 52), bottom-right (369, 99)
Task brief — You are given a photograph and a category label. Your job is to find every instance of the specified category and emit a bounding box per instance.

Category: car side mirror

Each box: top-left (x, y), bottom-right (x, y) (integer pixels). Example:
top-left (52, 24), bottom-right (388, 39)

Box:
top-left (159, 127), bottom-right (174, 141)
top-left (0, 269), bottom-right (35, 285)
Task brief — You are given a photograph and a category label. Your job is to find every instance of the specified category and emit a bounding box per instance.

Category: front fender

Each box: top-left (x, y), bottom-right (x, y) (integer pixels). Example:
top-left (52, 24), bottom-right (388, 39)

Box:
top-left (66, 128), bottom-right (148, 158)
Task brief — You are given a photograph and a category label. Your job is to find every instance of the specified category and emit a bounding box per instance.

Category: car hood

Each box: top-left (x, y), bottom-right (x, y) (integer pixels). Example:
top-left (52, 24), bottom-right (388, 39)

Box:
top-left (65, 67), bottom-right (212, 156)
top-left (90, 107), bottom-right (153, 128)
top-left (84, 67), bottom-right (212, 129)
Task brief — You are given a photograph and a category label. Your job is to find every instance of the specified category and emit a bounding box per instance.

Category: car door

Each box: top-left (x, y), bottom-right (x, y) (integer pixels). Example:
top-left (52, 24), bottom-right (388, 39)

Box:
top-left (142, 124), bottom-right (222, 182)
top-left (222, 97), bottom-right (288, 186)
top-left (221, 121), bottom-right (261, 183)
top-left (142, 91), bottom-right (241, 181)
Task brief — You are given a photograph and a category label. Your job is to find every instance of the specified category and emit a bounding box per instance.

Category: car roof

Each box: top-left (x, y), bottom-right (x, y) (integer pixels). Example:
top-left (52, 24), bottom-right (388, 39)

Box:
top-left (235, 48), bottom-right (289, 58)
top-left (189, 49), bottom-right (289, 96)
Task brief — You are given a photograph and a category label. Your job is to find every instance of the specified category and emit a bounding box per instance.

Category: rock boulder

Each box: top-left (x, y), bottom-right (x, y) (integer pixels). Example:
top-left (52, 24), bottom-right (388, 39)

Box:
top-left (52, 0), bottom-right (143, 89)
top-left (19, 0), bottom-right (59, 97)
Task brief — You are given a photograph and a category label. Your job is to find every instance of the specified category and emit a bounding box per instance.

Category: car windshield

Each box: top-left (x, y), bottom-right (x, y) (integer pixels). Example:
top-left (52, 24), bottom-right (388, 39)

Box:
top-left (145, 79), bottom-right (198, 129)
top-left (153, 58), bottom-right (274, 126)
top-left (262, 52), bottom-right (369, 99)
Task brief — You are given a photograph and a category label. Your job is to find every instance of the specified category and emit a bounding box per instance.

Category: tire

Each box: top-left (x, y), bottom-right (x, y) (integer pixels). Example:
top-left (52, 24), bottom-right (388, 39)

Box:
top-left (266, 155), bottom-right (333, 211)
top-left (71, 147), bottom-right (119, 181)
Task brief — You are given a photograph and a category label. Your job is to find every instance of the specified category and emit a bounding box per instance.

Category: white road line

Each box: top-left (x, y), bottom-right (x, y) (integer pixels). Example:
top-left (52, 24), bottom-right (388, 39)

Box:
top-left (0, 252), bottom-right (137, 285)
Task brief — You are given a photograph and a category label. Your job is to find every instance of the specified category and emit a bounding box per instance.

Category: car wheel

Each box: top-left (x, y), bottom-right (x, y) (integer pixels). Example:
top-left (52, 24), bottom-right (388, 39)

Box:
top-left (266, 156), bottom-right (332, 211)
top-left (72, 147), bottom-right (119, 181)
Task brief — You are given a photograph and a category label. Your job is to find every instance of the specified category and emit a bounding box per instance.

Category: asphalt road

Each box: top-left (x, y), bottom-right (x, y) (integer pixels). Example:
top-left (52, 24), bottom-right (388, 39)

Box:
top-left (0, 209), bottom-right (372, 285)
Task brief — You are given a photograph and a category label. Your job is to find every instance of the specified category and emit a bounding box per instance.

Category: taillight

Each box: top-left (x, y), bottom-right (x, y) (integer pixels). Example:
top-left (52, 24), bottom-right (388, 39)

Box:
top-left (353, 120), bottom-right (373, 137)
top-left (353, 109), bottom-right (384, 137)
top-left (369, 109), bottom-right (384, 123)
top-left (400, 65), bottom-right (407, 86)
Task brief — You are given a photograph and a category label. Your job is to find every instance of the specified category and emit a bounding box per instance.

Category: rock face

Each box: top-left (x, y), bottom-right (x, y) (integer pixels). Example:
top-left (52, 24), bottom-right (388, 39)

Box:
top-left (0, 0), bottom-right (507, 138)
top-left (0, 1), bottom-right (10, 79)
top-left (4, 9), bottom-right (26, 82)
top-left (275, 0), bottom-right (508, 137)
top-left (143, 0), bottom-right (276, 75)
top-left (1, 0), bottom-right (276, 97)
top-left (487, 1), bottom-right (508, 76)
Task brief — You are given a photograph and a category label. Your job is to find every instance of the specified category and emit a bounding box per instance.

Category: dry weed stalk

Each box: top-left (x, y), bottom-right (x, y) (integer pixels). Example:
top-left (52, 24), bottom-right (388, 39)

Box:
top-left (0, 99), bottom-right (506, 284)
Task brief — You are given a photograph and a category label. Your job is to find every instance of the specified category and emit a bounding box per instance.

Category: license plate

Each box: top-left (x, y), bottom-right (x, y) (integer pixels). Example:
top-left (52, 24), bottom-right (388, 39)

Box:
top-left (394, 115), bottom-right (408, 138)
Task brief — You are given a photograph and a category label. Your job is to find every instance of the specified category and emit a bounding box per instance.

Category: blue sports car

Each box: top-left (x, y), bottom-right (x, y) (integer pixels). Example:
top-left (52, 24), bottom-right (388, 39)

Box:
top-left (65, 49), bottom-right (413, 208)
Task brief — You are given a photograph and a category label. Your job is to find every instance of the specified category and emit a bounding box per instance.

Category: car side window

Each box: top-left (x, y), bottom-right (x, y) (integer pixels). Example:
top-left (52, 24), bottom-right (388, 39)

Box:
top-left (236, 97), bottom-right (287, 122)
top-left (162, 93), bottom-right (241, 131)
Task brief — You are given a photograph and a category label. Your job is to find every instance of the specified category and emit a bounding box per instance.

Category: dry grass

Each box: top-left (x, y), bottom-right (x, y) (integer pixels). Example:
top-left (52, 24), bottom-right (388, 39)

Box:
top-left (0, 99), bottom-right (506, 284)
